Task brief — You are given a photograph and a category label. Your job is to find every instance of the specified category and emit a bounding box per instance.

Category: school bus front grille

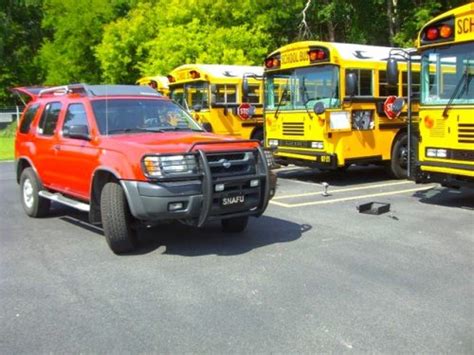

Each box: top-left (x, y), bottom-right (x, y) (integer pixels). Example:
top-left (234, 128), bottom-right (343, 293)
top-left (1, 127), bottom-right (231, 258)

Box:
top-left (430, 119), bottom-right (445, 138)
top-left (458, 123), bottom-right (474, 144)
top-left (282, 122), bottom-right (304, 136)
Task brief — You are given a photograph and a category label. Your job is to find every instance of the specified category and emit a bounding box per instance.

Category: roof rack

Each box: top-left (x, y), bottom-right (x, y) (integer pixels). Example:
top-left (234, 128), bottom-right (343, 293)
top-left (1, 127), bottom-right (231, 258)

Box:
top-left (38, 84), bottom-right (88, 98)
top-left (37, 84), bottom-right (161, 98)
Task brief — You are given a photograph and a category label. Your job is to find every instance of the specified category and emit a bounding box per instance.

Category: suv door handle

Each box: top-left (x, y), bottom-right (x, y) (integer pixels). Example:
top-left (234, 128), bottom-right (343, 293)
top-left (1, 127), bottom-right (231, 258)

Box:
top-left (53, 144), bottom-right (60, 151)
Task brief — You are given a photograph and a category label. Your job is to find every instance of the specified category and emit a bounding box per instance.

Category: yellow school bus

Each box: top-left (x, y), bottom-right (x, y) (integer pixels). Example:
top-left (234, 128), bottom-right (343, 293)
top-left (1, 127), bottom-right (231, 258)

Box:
top-left (264, 41), bottom-right (419, 178)
top-left (167, 64), bottom-right (264, 141)
top-left (392, 3), bottom-right (473, 188)
top-left (136, 75), bottom-right (170, 96)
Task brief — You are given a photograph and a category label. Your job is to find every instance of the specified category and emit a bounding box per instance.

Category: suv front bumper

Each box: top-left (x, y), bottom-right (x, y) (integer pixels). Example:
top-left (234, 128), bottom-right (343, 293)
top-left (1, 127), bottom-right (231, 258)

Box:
top-left (121, 148), bottom-right (276, 224)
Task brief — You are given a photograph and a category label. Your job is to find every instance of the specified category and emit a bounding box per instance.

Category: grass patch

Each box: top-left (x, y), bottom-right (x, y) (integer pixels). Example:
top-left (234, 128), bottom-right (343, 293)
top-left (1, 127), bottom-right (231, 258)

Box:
top-left (0, 121), bottom-right (16, 161)
top-left (0, 137), bottom-right (14, 161)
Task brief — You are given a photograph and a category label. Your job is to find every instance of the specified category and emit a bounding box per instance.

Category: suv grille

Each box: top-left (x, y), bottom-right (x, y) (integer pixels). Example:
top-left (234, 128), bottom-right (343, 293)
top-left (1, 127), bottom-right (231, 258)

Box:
top-left (458, 123), bottom-right (474, 144)
top-left (282, 122), bottom-right (304, 136)
top-left (206, 151), bottom-right (256, 177)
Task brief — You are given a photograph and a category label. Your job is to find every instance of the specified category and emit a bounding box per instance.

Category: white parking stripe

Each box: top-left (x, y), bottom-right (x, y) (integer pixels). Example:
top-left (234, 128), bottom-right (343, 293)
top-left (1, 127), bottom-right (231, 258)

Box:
top-left (274, 180), bottom-right (412, 200)
top-left (270, 185), bottom-right (436, 208)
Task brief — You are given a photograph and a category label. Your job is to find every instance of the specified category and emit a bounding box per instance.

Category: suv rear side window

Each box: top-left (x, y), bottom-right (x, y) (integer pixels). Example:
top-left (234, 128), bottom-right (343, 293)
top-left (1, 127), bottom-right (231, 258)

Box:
top-left (62, 103), bottom-right (88, 135)
top-left (19, 104), bottom-right (40, 134)
top-left (38, 102), bottom-right (62, 136)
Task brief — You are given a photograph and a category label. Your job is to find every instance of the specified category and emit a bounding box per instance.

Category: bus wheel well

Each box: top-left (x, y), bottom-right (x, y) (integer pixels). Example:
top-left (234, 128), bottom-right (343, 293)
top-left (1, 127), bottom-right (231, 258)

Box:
top-left (90, 170), bottom-right (119, 224)
top-left (16, 159), bottom-right (32, 184)
top-left (251, 127), bottom-right (264, 143)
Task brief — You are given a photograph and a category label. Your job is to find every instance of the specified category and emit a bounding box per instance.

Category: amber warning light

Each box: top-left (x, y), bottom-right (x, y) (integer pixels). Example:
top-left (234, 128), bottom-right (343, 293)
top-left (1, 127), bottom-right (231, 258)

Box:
top-left (422, 18), bottom-right (454, 44)
top-left (265, 56), bottom-right (280, 69)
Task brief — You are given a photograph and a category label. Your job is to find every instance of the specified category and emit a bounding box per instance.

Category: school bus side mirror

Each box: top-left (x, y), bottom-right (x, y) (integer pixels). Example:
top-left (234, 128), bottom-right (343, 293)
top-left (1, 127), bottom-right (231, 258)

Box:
top-left (313, 101), bottom-right (326, 115)
top-left (387, 58), bottom-right (399, 86)
top-left (210, 85), bottom-right (217, 105)
top-left (242, 79), bottom-right (249, 102)
top-left (193, 104), bottom-right (202, 112)
top-left (346, 72), bottom-right (357, 97)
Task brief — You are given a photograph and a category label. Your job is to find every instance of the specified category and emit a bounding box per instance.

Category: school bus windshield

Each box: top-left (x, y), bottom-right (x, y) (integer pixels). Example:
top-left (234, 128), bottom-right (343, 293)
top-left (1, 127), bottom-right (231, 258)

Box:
top-left (421, 42), bottom-right (474, 106)
top-left (170, 81), bottom-right (209, 110)
top-left (265, 65), bottom-right (340, 111)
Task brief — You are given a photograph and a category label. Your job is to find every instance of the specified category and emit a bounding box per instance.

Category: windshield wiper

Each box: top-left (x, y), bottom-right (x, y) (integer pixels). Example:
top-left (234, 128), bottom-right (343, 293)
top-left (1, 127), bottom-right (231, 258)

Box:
top-left (443, 67), bottom-right (470, 117)
top-left (155, 126), bottom-right (204, 132)
top-left (274, 87), bottom-right (289, 119)
top-left (300, 79), bottom-right (314, 120)
top-left (107, 127), bottom-right (166, 135)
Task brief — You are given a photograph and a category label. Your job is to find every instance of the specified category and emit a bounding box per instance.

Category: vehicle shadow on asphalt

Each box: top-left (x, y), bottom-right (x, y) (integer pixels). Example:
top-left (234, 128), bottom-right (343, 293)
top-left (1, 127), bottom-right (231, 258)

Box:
top-left (413, 187), bottom-right (474, 210)
top-left (54, 203), bottom-right (310, 256)
top-left (134, 217), bottom-right (311, 256)
top-left (276, 165), bottom-right (394, 187)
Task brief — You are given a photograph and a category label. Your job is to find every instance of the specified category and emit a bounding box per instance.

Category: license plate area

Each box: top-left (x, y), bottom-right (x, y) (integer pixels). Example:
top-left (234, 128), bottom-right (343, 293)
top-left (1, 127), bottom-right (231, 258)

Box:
top-left (220, 193), bottom-right (245, 207)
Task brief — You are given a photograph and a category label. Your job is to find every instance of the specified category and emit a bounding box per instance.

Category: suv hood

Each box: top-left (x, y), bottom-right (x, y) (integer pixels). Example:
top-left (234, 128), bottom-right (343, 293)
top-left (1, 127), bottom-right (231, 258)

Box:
top-left (102, 131), bottom-right (258, 154)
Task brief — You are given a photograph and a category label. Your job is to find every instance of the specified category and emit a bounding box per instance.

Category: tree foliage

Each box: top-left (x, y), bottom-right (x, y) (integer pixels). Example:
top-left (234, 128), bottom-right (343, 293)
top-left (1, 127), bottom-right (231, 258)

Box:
top-left (0, 0), bottom-right (467, 105)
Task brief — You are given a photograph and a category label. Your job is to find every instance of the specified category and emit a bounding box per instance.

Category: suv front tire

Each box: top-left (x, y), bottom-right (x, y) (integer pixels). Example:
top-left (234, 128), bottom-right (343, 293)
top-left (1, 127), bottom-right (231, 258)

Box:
top-left (100, 181), bottom-right (137, 254)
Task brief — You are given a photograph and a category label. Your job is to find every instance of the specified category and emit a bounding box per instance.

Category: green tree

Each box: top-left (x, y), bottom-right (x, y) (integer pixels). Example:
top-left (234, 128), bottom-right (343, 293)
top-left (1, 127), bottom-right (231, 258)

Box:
top-left (0, 0), bottom-right (43, 105)
top-left (38, 0), bottom-right (133, 84)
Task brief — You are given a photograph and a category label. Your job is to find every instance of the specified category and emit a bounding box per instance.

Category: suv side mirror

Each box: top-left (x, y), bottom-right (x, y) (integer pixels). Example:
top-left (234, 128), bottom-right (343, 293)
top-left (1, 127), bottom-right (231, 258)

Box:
top-left (65, 125), bottom-right (90, 141)
top-left (387, 58), bottom-right (399, 86)
top-left (346, 72), bottom-right (357, 97)
top-left (192, 104), bottom-right (202, 112)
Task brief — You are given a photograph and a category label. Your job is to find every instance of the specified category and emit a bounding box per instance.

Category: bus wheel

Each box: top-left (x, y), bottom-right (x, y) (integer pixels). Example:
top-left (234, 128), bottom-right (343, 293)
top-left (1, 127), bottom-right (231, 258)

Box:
top-left (388, 133), bottom-right (408, 179)
top-left (202, 123), bottom-right (213, 132)
top-left (251, 129), bottom-right (264, 145)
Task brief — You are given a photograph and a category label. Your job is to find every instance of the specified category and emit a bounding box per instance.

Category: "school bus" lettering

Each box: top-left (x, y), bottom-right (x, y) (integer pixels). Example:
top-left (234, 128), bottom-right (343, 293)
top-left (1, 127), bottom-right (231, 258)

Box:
top-left (457, 16), bottom-right (474, 34)
top-left (281, 50), bottom-right (308, 65)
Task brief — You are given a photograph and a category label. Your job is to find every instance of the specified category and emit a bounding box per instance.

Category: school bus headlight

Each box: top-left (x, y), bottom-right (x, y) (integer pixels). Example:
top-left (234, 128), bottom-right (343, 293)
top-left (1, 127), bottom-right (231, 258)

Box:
top-left (426, 148), bottom-right (447, 158)
top-left (311, 141), bottom-right (324, 149)
top-left (268, 139), bottom-right (279, 147)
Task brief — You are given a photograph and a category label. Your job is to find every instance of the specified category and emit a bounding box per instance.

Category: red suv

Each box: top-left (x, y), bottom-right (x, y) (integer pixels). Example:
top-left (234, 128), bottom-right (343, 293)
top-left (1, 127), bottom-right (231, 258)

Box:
top-left (13, 84), bottom-right (276, 253)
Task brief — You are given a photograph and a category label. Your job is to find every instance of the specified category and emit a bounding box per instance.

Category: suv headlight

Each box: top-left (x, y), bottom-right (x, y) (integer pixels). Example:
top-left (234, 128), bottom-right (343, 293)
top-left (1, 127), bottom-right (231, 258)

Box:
top-left (143, 154), bottom-right (198, 178)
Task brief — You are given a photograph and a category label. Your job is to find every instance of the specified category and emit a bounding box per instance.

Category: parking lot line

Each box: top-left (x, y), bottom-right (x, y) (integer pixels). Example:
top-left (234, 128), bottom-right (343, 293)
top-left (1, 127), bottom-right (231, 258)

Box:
top-left (277, 177), bottom-right (324, 187)
top-left (274, 180), bottom-right (412, 200)
top-left (270, 185), bottom-right (436, 208)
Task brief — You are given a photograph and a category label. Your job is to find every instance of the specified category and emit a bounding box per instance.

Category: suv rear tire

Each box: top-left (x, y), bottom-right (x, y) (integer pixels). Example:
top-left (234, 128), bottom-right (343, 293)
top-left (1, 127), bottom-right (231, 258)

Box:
top-left (20, 168), bottom-right (50, 218)
top-left (100, 182), bottom-right (136, 254)
top-left (221, 216), bottom-right (249, 233)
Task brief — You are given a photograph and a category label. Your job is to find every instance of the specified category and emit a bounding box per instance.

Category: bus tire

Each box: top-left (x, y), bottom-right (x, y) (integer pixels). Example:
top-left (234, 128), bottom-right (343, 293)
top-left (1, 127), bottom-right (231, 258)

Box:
top-left (202, 123), bottom-right (213, 132)
top-left (388, 133), bottom-right (408, 179)
top-left (251, 128), bottom-right (264, 145)
top-left (100, 182), bottom-right (137, 254)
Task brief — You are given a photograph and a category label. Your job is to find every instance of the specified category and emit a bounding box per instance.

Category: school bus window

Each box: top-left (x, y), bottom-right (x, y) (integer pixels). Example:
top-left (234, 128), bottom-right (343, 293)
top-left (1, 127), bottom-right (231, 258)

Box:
top-left (402, 71), bottom-right (420, 97)
top-left (214, 84), bottom-right (238, 104)
top-left (187, 82), bottom-right (209, 108)
top-left (346, 69), bottom-right (373, 96)
top-left (379, 70), bottom-right (398, 96)
top-left (247, 84), bottom-right (261, 104)
top-left (265, 66), bottom-right (340, 110)
top-left (421, 43), bottom-right (473, 105)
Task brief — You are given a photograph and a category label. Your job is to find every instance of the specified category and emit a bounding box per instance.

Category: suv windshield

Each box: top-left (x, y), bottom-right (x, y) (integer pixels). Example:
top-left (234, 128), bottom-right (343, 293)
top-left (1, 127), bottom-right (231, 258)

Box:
top-left (421, 42), bottom-right (473, 106)
top-left (170, 81), bottom-right (210, 111)
top-left (91, 99), bottom-right (203, 135)
top-left (265, 65), bottom-right (340, 111)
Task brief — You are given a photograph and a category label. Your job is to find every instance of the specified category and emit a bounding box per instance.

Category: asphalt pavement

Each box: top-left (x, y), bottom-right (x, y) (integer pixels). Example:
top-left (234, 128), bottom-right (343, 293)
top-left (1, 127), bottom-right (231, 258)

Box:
top-left (0, 161), bottom-right (473, 353)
